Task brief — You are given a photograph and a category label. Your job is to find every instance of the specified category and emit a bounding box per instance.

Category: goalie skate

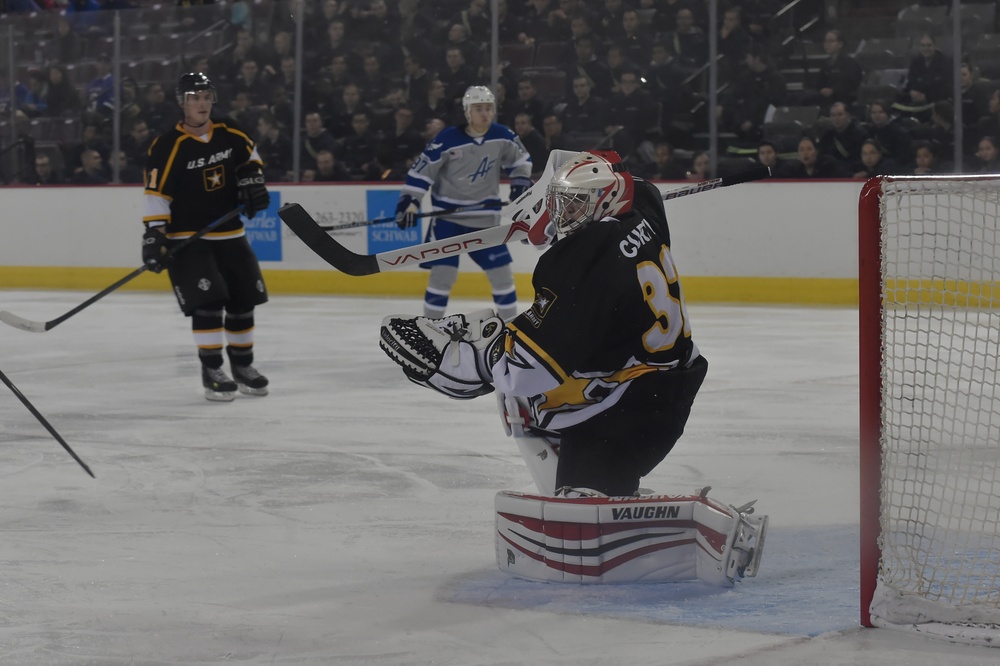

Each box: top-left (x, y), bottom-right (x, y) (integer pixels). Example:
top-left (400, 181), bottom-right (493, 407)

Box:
top-left (725, 502), bottom-right (768, 580)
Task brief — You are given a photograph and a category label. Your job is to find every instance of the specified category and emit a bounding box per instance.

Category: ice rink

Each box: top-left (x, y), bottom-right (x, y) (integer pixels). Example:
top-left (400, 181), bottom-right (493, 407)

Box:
top-left (1, 289), bottom-right (998, 665)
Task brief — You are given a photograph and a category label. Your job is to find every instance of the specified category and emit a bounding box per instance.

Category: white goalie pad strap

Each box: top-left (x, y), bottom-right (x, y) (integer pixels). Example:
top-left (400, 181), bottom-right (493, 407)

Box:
top-left (380, 309), bottom-right (505, 400)
top-left (497, 392), bottom-right (560, 495)
top-left (513, 435), bottom-right (560, 496)
top-left (495, 490), bottom-right (760, 585)
top-left (497, 391), bottom-right (535, 437)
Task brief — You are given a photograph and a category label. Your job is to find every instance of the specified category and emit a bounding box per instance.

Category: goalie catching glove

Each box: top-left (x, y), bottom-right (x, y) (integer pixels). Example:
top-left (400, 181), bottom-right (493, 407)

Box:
top-left (380, 309), bottom-right (506, 399)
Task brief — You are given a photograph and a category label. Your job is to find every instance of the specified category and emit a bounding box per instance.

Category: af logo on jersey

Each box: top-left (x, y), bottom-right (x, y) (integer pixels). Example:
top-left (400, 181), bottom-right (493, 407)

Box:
top-left (469, 155), bottom-right (496, 183)
top-left (203, 165), bottom-right (225, 192)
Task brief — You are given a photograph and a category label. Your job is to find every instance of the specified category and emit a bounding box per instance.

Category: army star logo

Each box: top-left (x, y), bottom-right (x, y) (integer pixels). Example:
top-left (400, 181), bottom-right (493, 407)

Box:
top-left (532, 287), bottom-right (556, 318)
top-left (204, 165), bottom-right (225, 191)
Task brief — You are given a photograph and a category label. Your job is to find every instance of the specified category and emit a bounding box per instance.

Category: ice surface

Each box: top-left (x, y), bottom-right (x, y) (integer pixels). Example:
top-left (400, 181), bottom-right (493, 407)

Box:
top-left (0, 290), bottom-right (998, 665)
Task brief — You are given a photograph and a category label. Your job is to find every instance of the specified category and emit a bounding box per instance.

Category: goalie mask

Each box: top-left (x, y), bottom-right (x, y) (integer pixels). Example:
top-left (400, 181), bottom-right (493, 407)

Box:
top-left (545, 151), bottom-right (634, 240)
top-left (176, 72), bottom-right (217, 105)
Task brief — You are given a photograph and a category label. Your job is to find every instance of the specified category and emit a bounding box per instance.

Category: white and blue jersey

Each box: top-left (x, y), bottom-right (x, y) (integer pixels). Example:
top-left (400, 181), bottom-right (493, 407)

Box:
top-left (402, 123), bottom-right (532, 231)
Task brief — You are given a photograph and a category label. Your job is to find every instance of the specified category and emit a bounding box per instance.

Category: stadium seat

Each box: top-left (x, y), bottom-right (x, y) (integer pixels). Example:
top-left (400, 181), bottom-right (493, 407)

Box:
top-left (563, 132), bottom-right (611, 151)
top-left (857, 84), bottom-right (900, 109)
top-left (534, 41), bottom-right (570, 69)
top-left (500, 43), bottom-right (534, 70)
top-left (520, 69), bottom-right (566, 104)
top-left (768, 106), bottom-right (820, 126)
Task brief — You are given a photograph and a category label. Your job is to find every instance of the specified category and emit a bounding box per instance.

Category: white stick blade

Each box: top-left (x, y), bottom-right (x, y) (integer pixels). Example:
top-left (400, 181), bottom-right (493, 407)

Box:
top-left (0, 311), bottom-right (47, 333)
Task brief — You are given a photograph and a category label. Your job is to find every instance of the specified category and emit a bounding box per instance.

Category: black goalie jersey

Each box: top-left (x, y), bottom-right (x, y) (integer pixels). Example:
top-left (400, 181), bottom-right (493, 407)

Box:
top-left (142, 119), bottom-right (262, 240)
top-left (493, 178), bottom-right (700, 432)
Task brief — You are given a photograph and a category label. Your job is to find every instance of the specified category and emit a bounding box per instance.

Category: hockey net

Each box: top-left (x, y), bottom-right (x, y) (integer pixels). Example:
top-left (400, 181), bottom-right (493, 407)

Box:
top-left (859, 175), bottom-right (1000, 646)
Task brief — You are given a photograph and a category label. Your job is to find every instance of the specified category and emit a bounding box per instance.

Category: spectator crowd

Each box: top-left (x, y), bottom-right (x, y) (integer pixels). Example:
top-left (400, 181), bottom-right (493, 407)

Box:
top-left (1, 0), bottom-right (999, 184)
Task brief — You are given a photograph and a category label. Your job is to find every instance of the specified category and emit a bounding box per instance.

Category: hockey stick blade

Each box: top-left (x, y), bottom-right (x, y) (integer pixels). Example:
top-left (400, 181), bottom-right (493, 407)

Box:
top-left (0, 207), bottom-right (243, 333)
top-left (280, 203), bottom-right (531, 276)
top-left (0, 309), bottom-right (59, 332)
top-left (281, 203), bottom-right (378, 276)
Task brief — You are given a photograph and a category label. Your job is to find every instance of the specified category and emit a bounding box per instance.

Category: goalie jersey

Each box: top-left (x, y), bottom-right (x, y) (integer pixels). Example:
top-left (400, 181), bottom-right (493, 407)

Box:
top-left (493, 178), bottom-right (700, 432)
top-left (142, 118), bottom-right (263, 240)
top-left (401, 123), bottom-right (532, 230)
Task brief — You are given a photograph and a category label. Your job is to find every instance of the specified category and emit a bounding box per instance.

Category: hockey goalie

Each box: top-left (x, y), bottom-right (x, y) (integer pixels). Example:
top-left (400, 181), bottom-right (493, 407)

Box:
top-left (380, 151), bottom-right (766, 586)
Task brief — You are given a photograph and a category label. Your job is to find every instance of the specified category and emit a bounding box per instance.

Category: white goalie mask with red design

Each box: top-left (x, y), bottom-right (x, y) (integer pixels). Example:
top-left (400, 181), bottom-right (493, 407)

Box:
top-left (545, 150), bottom-right (634, 240)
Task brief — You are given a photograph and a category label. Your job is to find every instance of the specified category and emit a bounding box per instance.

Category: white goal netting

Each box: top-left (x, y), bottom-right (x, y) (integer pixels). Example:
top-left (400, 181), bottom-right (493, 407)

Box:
top-left (870, 176), bottom-right (1000, 646)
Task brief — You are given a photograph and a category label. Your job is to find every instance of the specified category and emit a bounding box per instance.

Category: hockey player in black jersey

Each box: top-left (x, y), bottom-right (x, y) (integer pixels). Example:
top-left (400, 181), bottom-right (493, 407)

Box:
top-left (380, 151), bottom-right (708, 497)
top-left (141, 73), bottom-right (272, 401)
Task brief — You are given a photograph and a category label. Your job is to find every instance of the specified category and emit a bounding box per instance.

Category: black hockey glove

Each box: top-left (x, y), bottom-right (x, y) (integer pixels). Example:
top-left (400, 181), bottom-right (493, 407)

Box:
top-left (509, 176), bottom-right (532, 201)
top-left (395, 193), bottom-right (420, 229)
top-left (236, 163), bottom-right (270, 219)
top-left (141, 227), bottom-right (168, 273)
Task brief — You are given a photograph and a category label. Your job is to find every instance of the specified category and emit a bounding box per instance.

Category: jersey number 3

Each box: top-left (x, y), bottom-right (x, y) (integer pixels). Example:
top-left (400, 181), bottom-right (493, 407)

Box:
top-left (637, 245), bottom-right (691, 353)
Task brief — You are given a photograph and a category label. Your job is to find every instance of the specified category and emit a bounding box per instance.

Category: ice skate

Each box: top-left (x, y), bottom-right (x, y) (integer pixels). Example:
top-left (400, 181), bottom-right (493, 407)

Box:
top-left (202, 366), bottom-right (237, 402)
top-left (232, 363), bottom-right (269, 396)
top-left (725, 501), bottom-right (768, 581)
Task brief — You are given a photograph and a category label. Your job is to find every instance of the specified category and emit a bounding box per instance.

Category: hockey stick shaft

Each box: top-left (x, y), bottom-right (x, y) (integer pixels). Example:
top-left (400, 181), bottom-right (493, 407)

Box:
top-left (0, 367), bottom-right (95, 478)
top-left (660, 165), bottom-right (771, 200)
top-left (320, 203), bottom-right (506, 232)
top-left (281, 165), bottom-right (772, 276)
top-left (0, 207), bottom-right (244, 333)
top-left (282, 201), bottom-right (531, 276)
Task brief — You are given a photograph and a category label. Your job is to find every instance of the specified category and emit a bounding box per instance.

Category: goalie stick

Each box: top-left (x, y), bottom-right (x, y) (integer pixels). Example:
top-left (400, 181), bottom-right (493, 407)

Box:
top-left (0, 366), bottom-right (94, 478)
top-left (0, 207), bottom-right (243, 333)
top-left (282, 203), bottom-right (532, 276)
top-left (320, 202), bottom-right (507, 232)
top-left (279, 164), bottom-right (772, 276)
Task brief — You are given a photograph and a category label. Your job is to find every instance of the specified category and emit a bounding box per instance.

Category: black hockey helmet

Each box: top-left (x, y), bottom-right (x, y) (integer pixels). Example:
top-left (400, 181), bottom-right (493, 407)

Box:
top-left (175, 72), bottom-right (217, 105)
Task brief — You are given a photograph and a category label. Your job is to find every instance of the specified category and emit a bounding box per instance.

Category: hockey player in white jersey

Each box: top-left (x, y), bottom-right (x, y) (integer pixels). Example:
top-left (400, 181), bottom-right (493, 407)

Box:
top-left (395, 86), bottom-right (533, 321)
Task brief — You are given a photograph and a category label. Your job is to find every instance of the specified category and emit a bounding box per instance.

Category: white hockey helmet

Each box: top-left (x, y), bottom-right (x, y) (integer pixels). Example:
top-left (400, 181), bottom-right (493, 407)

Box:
top-left (545, 151), bottom-right (634, 240)
top-left (462, 85), bottom-right (495, 121)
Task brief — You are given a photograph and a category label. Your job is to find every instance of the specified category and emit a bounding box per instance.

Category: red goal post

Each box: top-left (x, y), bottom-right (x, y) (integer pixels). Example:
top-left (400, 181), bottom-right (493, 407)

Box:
top-left (859, 175), bottom-right (1000, 645)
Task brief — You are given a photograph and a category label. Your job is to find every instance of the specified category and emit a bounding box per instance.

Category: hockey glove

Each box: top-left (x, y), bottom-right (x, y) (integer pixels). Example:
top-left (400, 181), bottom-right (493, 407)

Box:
top-left (395, 193), bottom-right (420, 229)
top-left (379, 309), bottom-right (506, 399)
top-left (509, 176), bottom-right (533, 202)
top-left (141, 227), bottom-right (168, 273)
top-left (235, 163), bottom-right (270, 219)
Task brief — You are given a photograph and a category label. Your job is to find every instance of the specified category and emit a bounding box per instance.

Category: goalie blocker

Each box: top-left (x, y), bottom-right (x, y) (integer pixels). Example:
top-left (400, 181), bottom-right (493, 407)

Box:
top-left (496, 489), bottom-right (767, 586)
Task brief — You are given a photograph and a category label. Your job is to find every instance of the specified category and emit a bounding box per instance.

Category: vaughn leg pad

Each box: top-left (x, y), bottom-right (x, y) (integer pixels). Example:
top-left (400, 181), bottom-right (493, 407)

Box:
top-left (495, 490), bottom-right (765, 585)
